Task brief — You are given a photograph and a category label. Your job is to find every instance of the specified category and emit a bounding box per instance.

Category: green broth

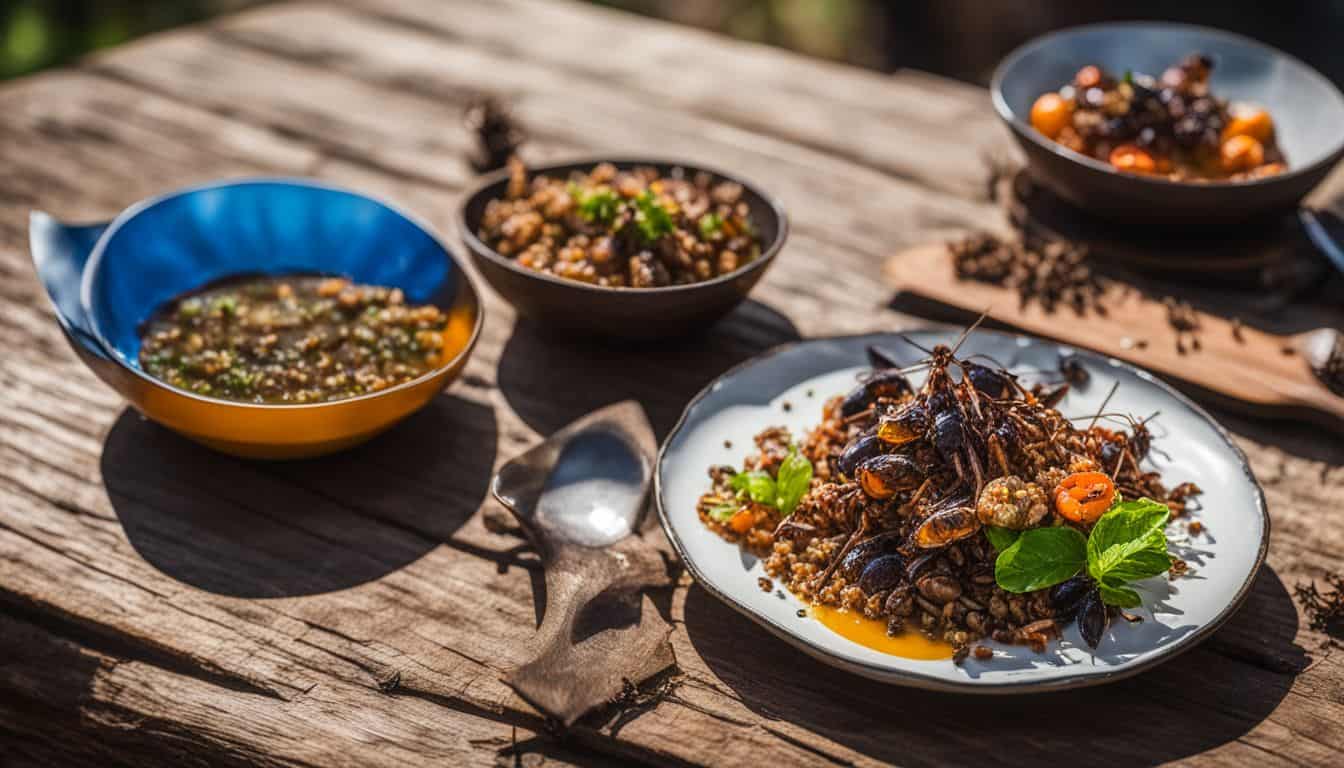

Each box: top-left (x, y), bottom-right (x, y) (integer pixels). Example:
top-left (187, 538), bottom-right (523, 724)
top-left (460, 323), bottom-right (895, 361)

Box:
top-left (138, 275), bottom-right (449, 404)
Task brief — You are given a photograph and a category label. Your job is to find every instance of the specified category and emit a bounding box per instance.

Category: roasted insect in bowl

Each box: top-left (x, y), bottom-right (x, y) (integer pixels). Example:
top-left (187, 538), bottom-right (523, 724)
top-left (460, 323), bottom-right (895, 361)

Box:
top-left (1030, 53), bottom-right (1285, 181)
top-left (476, 159), bottom-right (762, 288)
top-left (698, 328), bottom-right (1201, 661)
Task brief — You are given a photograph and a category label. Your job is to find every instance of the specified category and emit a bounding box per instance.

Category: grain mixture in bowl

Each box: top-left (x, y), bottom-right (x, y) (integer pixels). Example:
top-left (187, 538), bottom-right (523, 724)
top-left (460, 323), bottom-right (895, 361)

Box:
top-left (139, 275), bottom-right (451, 404)
top-left (698, 330), bottom-right (1201, 660)
top-left (477, 159), bottom-right (762, 288)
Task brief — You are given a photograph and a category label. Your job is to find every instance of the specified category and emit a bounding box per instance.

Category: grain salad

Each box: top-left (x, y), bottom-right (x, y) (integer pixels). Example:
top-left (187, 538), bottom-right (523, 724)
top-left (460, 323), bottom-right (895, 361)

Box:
top-left (139, 275), bottom-right (451, 404)
top-left (698, 326), bottom-right (1202, 660)
top-left (477, 159), bottom-right (762, 288)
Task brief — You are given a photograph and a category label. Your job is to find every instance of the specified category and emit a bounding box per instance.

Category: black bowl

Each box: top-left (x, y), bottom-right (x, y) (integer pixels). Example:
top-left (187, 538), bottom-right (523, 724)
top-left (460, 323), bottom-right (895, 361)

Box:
top-left (992, 22), bottom-right (1344, 225)
top-left (457, 158), bottom-right (787, 339)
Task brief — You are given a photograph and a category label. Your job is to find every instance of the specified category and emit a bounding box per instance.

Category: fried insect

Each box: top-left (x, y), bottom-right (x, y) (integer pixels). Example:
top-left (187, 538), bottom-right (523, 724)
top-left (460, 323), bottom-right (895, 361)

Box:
top-left (856, 454), bottom-right (922, 499)
top-left (698, 315), bottom-right (1200, 659)
top-left (840, 368), bottom-right (914, 417)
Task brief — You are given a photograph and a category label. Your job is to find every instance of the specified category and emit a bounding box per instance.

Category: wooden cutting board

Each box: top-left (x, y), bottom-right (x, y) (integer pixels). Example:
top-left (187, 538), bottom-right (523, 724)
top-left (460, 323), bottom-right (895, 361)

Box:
top-left (884, 243), bottom-right (1344, 426)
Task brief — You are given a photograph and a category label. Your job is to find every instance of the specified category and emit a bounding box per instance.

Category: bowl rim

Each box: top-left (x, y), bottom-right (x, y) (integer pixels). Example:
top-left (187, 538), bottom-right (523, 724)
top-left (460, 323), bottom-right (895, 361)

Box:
top-left (990, 20), bottom-right (1344, 190)
top-left (654, 327), bottom-right (1271, 693)
top-left (455, 155), bottom-right (790, 295)
top-left (78, 176), bottom-right (484, 411)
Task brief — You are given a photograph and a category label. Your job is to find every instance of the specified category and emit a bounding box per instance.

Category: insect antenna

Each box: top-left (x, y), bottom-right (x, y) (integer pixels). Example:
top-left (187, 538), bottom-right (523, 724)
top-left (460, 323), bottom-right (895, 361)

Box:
top-left (1086, 382), bottom-right (1119, 432)
top-left (949, 308), bottom-right (991, 357)
top-left (898, 335), bottom-right (936, 356)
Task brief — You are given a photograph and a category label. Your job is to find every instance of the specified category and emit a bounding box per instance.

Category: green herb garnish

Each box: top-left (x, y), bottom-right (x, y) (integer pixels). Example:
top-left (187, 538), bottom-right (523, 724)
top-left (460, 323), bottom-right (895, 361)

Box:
top-left (725, 447), bottom-right (813, 518)
top-left (774, 447), bottom-right (813, 516)
top-left (698, 212), bottom-right (724, 239)
top-left (1086, 497), bottom-right (1172, 593)
top-left (633, 190), bottom-right (675, 243)
top-left (730, 470), bottom-right (777, 505)
top-left (993, 497), bottom-right (1173, 607)
top-left (574, 185), bottom-right (620, 225)
top-left (984, 526), bottom-right (1021, 552)
top-left (213, 295), bottom-right (238, 317)
top-left (994, 527), bottom-right (1088, 593)
top-left (707, 502), bottom-right (740, 522)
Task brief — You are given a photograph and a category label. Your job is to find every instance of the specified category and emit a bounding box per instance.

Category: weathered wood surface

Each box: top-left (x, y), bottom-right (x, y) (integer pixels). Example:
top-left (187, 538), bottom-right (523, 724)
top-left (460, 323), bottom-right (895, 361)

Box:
top-left (1, 1), bottom-right (1343, 765)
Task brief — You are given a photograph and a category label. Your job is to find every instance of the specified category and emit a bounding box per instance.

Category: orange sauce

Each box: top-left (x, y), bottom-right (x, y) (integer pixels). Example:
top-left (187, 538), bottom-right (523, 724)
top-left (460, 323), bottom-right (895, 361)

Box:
top-left (809, 604), bottom-right (954, 661)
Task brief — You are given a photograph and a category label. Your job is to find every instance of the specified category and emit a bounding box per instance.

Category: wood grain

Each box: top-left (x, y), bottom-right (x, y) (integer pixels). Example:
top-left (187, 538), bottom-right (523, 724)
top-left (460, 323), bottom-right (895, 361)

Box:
top-left (885, 243), bottom-right (1344, 424)
top-left (1, 0), bottom-right (1343, 765)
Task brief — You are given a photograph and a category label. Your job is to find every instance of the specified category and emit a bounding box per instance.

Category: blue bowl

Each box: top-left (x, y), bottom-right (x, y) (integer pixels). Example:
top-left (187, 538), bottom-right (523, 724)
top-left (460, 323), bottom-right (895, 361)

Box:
top-left (31, 178), bottom-right (483, 458)
top-left (992, 23), bottom-right (1344, 223)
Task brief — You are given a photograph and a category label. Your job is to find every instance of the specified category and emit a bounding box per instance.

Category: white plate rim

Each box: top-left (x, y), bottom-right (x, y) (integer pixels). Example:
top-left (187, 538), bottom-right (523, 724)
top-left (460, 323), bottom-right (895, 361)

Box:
top-left (654, 328), bottom-right (1270, 694)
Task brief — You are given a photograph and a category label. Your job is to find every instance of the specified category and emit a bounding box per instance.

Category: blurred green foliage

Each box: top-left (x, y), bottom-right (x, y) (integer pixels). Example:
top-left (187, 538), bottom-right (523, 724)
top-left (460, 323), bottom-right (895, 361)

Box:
top-left (4, 0), bottom-right (1340, 90)
top-left (1, 1), bottom-right (261, 79)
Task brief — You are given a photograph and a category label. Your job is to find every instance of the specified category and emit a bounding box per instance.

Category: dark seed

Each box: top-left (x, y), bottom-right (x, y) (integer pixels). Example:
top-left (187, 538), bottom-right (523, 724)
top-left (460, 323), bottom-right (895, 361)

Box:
top-left (1078, 588), bottom-right (1107, 648)
top-left (1059, 353), bottom-right (1089, 386)
top-left (1050, 576), bottom-right (1091, 619)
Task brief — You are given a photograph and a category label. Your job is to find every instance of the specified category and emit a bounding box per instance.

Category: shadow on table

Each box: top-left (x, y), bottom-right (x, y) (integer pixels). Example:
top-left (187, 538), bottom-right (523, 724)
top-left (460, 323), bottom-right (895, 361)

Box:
top-left (683, 565), bottom-right (1305, 767)
top-left (101, 394), bottom-right (497, 598)
top-left (496, 298), bottom-right (800, 440)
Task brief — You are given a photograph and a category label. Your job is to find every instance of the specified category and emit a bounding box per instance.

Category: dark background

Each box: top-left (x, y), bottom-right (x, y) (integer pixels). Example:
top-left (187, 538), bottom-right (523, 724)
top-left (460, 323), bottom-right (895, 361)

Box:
top-left (3, 1), bottom-right (1343, 87)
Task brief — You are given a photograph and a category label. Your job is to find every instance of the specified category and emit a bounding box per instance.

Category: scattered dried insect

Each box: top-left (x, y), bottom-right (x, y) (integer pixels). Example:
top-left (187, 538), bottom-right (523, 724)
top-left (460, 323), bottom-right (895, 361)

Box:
top-left (1295, 572), bottom-right (1344, 634)
top-left (464, 95), bottom-right (525, 173)
top-left (950, 233), bottom-right (1108, 316)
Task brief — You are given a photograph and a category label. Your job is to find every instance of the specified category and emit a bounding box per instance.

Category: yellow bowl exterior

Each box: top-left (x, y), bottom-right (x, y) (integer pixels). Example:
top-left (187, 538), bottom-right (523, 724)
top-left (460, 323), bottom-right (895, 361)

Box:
top-left (71, 297), bottom-right (480, 460)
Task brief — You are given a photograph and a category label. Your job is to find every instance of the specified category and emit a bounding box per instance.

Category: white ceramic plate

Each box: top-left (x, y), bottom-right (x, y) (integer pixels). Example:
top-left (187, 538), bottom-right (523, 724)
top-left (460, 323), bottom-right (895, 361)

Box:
top-left (656, 330), bottom-right (1269, 693)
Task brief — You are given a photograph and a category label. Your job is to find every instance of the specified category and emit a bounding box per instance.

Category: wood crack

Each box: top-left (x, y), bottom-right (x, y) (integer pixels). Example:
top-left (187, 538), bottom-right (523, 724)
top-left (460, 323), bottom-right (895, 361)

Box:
top-left (0, 591), bottom-right (282, 701)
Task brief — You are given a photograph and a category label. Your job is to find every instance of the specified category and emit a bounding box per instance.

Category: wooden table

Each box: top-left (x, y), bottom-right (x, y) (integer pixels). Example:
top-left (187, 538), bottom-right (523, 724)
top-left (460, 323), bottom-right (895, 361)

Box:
top-left (3, 1), bottom-right (1343, 765)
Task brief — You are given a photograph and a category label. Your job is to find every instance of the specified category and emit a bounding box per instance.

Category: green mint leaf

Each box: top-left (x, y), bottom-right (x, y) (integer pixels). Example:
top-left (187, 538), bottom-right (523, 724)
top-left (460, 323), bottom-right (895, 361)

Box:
top-left (730, 471), bottom-right (776, 505)
top-left (698, 212), bottom-right (724, 239)
top-left (994, 526), bottom-right (1087, 593)
top-left (1087, 497), bottom-right (1171, 585)
top-left (633, 191), bottom-right (674, 243)
top-left (707, 503), bottom-right (740, 522)
top-left (984, 526), bottom-right (1021, 552)
top-left (774, 448), bottom-right (813, 517)
top-left (1097, 545), bottom-right (1171, 585)
top-left (1098, 581), bottom-right (1142, 608)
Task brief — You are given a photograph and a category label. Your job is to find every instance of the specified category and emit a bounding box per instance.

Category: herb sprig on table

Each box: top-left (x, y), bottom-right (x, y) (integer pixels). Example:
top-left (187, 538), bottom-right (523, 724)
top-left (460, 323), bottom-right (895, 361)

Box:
top-left (709, 447), bottom-right (813, 521)
top-left (989, 497), bottom-right (1173, 607)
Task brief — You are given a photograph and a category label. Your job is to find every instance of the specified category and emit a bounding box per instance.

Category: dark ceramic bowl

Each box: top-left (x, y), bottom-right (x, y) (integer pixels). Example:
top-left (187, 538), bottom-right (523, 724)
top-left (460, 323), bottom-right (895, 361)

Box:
top-left (992, 23), bottom-right (1344, 224)
top-left (457, 158), bottom-right (787, 339)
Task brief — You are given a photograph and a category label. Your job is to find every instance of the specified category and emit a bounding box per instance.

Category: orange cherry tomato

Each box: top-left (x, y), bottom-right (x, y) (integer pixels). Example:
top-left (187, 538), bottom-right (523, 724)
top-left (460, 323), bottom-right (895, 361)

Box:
top-left (1220, 135), bottom-right (1265, 173)
top-left (1109, 144), bottom-right (1157, 174)
top-left (728, 509), bottom-right (755, 534)
top-left (1222, 109), bottom-right (1274, 144)
top-left (1054, 471), bottom-right (1116, 525)
top-left (1074, 65), bottom-right (1103, 89)
top-left (1030, 93), bottom-right (1073, 140)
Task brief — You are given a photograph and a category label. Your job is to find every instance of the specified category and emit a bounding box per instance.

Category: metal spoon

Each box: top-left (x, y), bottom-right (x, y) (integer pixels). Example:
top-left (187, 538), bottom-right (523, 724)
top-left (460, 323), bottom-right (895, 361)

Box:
top-left (491, 401), bottom-right (675, 725)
